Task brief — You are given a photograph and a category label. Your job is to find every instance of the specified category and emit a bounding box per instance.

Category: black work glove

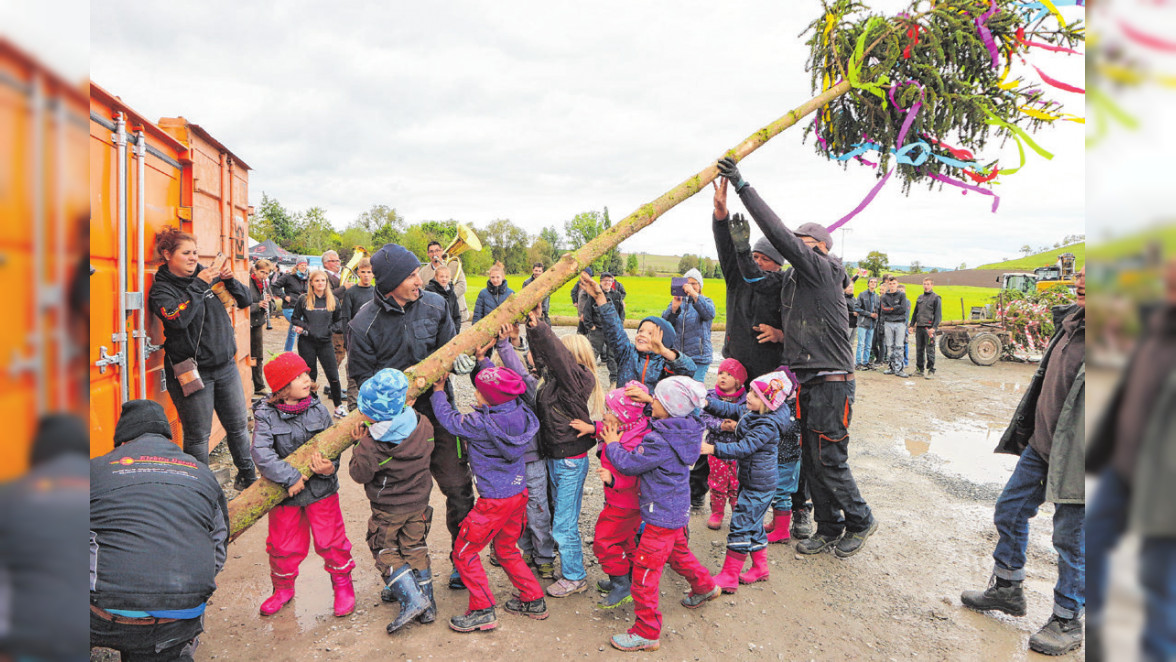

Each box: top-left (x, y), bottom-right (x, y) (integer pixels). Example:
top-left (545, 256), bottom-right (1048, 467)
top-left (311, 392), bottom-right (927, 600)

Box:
top-left (729, 213), bottom-right (752, 251)
top-left (717, 157), bottom-right (748, 192)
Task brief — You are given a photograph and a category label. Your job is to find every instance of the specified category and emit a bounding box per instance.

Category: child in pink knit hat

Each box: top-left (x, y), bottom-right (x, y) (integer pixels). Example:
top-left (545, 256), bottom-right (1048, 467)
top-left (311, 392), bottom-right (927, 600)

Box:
top-left (571, 381), bottom-right (652, 609)
top-left (700, 358), bottom-right (748, 530)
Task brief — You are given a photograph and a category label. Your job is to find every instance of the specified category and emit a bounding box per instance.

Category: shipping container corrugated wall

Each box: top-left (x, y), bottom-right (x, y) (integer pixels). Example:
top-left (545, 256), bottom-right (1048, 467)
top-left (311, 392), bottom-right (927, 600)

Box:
top-left (0, 40), bottom-right (89, 479)
top-left (89, 84), bottom-right (252, 458)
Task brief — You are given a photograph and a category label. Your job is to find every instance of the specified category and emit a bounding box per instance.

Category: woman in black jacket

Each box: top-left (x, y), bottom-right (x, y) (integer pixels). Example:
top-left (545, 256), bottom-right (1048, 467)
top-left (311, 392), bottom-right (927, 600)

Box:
top-left (274, 259), bottom-right (310, 352)
top-left (249, 259), bottom-right (275, 395)
top-left (291, 270), bottom-right (345, 415)
top-left (147, 226), bottom-right (257, 488)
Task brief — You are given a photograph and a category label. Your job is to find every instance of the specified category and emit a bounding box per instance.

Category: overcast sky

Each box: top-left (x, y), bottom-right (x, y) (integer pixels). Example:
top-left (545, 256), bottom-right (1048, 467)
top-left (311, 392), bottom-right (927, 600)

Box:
top-left (88, 0), bottom-right (1086, 267)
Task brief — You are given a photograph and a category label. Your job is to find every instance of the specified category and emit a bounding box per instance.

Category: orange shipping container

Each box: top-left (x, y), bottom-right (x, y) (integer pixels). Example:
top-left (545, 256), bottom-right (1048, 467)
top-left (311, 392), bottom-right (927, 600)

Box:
top-left (89, 83), bottom-right (253, 458)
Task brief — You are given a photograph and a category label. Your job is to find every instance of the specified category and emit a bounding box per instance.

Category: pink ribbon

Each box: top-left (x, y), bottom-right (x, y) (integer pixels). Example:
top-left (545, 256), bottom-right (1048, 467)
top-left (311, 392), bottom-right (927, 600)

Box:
top-left (1119, 19), bottom-right (1176, 52)
top-left (826, 169), bottom-right (894, 233)
top-left (1032, 65), bottom-right (1085, 93)
top-left (926, 172), bottom-right (1000, 212)
top-left (975, 0), bottom-right (1002, 69)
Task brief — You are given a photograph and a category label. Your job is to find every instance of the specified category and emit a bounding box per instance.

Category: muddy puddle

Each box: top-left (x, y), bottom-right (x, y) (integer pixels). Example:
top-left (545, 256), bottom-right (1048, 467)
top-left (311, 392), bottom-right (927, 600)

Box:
top-left (896, 418), bottom-right (1020, 486)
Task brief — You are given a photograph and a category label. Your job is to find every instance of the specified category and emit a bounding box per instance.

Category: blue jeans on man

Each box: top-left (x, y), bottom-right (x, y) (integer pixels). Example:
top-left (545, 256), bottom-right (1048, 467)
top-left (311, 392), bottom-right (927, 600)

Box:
top-left (991, 445), bottom-right (1085, 619)
top-left (517, 460), bottom-right (556, 565)
top-left (1087, 468), bottom-right (1176, 660)
top-left (855, 326), bottom-right (874, 366)
top-left (282, 308), bottom-right (297, 352)
top-left (547, 456), bottom-right (590, 582)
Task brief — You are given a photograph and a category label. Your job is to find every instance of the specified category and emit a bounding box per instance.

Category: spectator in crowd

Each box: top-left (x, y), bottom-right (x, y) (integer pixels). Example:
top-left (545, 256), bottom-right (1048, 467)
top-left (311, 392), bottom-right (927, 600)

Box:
top-left (1086, 262), bottom-right (1173, 662)
top-left (577, 268), bottom-right (618, 385)
top-left (522, 262), bottom-right (551, 324)
top-left (572, 266), bottom-right (595, 336)
top-left (90, 400), bottom-right (228, 662)
top-left (855, 276), bottom-right (880, 370)
top-left (274, 257), bottom-right (310, 352)
top-left (419, 240), bottom-right (469, 324)
top-left (322, 250), bottom-right (349, 370)
top-left (348, 243), bottom-right (473, 591)
top-left (147, 226), bottom-right (257, 488)
top-left (339, 257), bottom-right (376, 412)
top-left (662, 268), bottom-right (716, 382)
top-left (249, 258), bottom-right (276, 395)
top-left (879, 276), bottom-right (911, 378)
top-left (961, 267), bottom-right (1085, 656)
top-left (601, 272), bottom-right (626, 322)
top-left (290, 270), bottom-right (345, 417)
top-left (910, 277), bottom-right (942, 379)
top-left (472, 262), bottom-right (514, 324)
top-left (425, 264), bottom-right (462, 331)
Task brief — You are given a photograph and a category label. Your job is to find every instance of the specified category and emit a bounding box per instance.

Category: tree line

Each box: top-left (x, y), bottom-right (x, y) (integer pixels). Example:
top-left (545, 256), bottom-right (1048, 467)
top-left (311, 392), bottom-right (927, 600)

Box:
top-left (249, 193), bottom-right (633, 276)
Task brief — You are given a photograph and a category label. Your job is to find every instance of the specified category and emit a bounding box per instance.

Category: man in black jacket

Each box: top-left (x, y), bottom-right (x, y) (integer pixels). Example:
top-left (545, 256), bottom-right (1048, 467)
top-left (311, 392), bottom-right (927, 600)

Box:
top-left (90, 400), bottom-right (228, 662)
top-left (0, 416), bottom-right (89, 662)
top-left (348, 243), bottom-right (474, 590)
top-left (522, 262), bottom-right (551, 324)
top-left (909, 277), bottom-right (942, 378)
top-left (273, 258), bottom-right (310, 352)
top-left (879, 276), bottom-right (911, 378)
top-left (855, 277), bottom-right (880, 370)
top-left (717, 157), bottom-right (876, 558)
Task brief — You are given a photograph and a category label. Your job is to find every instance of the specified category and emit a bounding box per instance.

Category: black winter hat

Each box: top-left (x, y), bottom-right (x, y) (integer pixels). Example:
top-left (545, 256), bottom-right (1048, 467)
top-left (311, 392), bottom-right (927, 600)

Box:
top-left (371, 244), bottom-right (422, 297)
top-left (113, 399), bottom-right (172, 447)
top-left (29, 414), bottom-right (88, 465)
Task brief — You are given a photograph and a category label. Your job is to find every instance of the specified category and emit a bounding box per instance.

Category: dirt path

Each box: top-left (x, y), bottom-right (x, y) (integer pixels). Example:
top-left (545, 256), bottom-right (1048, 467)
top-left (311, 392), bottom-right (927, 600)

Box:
top-left (195, 323), bottom-right (1081, 661)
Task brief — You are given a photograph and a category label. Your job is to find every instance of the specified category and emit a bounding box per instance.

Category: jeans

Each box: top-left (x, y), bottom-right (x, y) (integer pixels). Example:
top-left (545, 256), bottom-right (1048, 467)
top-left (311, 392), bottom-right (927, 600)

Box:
top-left (1087, 469), bottom-right (1176, 660)
top-left (773, 458), bottom-right (802, 511)
top-left (691, 363), bottom-right (711, 382)
top-left (855, 326), bottom-right (874, 366)
top-left (163, 357), bottom-right (254, 474)
top-left (547, 455), bottom-right (590, 581)
top-left (250, 324), bottom-right (266, 392)
top-left (914, 327), bottom-right (935, 372)
top-left (991, 445), bottom-right (1085, 618)
top-left (282, 308), bottom-right (297, 352)
top-left (799, 380), bottom-right (871, 536)
top-left (90, 613), bottom-right (203, 662)
top-left (883, 322), bottom-right (906, 373)
top-left (517, 460), bottom-right (555, 564)
top-left (727, 488), bottom-right (773, 553)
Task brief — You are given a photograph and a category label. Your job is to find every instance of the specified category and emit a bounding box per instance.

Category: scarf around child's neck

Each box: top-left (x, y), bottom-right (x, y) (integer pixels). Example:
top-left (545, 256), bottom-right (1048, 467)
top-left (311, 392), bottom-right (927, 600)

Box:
top-left (275, 395), bottom-right (315, 415)
top-left (715, 385), bottom-right (746, 402)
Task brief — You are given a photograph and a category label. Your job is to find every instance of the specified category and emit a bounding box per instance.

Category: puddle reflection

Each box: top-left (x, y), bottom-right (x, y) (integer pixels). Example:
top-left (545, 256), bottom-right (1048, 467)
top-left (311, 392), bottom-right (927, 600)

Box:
top-left (899, 420), bottom-right (1020, 485)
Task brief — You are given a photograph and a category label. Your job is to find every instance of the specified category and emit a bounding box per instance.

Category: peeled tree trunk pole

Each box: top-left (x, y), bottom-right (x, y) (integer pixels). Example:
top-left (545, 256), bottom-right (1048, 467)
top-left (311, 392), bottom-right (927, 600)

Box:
top-left (226, 81), bottom-right (851, 541)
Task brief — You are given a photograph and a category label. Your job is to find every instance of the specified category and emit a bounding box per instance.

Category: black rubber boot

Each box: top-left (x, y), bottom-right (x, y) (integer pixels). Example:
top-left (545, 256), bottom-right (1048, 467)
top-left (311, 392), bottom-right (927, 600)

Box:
top-left (1028, 614), bottom-right (1083, 656)
top-left (413, 568), bottom-right (436, 624)
top-left (960, 575), bottom-right (1027, 617)
top-left (790, 507), bottom-right (814, 540)
top-left (598, 574), bottom-right (632, 609)
top-left (449, 607), bottom-right (497, 632)
top-left (385, 565), bottom-right (429, 634)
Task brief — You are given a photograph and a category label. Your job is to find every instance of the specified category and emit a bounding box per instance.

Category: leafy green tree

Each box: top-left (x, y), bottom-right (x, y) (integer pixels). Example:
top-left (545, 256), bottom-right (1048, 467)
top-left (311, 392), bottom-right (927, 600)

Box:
top-left (909, 260), bottom-right (923, 274)
top-left (252, 192), bottom-right (297, 247)
top-left (677, 254), bottom-right (700, 274)
top-left (539, 226), bottom-right (563, 262)
top-left (354, 204), bottom-right (404, 237)
top-left (288, 206), bottom-right (336, 256)
top-left (565, 210), bottom-right (609, 271)
top-left (337, 227), bottom-right (373, 263)
top-left (528, 238), bottom-right (554, 269)
top-left (626, 253), bottom-right (639, 276)
top-left (860, 250), bottom-right (889, 277)
top-left (482, 218), bottom-right (530, 273)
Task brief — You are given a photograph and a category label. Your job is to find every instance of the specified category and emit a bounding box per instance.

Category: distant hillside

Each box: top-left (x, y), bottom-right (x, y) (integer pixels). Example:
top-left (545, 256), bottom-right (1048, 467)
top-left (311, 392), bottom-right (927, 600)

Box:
top-left (1086, 225), bottom-right (1176, 261)
top-left (622, 253), bottom-right (688, 274)
top-left (978, 243), bottom-right (1085, 271)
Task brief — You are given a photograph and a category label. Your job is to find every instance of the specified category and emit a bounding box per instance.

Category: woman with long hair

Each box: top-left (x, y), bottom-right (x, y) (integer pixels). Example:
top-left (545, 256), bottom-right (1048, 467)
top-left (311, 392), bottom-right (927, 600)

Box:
top-left (290, 270), bottom-right (344, 415)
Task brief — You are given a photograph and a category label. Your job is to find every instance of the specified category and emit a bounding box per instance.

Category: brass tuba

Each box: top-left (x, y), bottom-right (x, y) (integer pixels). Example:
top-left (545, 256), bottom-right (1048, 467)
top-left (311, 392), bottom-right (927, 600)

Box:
top-left (442, 223), bottom-right (482, 260)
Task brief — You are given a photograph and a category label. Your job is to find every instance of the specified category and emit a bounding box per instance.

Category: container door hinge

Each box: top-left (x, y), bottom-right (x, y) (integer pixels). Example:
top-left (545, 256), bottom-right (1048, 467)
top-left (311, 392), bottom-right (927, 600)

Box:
top-left (94, 346), bottom-right (122, 374)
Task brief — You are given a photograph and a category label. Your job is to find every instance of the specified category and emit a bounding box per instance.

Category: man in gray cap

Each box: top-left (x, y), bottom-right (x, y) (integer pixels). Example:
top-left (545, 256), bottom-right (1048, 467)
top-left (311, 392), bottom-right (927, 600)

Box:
top-left (716, 157), bottom-right (876, 558)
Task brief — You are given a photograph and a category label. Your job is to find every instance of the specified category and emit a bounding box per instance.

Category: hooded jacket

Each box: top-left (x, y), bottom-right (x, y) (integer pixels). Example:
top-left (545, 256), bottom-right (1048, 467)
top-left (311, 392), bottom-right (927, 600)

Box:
top-left (347, 284), bottom-right (456, 389)
top-left (148, 263), bottom-right (249, 369)
top-left (662, 291), bottom-right (716, 367)
top-left (880, 289), bottom-right (910, 324)
top-left (424, 279), bottom-right (461, 329)
top-left (250, 399), bottom-right (340, 508)
top-left (430, 392), bottom-right (540, 499)
top-left (90, 434), bottom-right (228, 612)
top-left (605, 415), bottom-right (704, 529)
top-left (702, 398), bottom-right (789, 492)
top-left (595, 417), bottom-right (651, 510)
top-left (736, 185), bottom-right (854, 376)
top-left (713, 215), bottom-right (785, 378)
top-left (273, 269), bottom-right (308, 302)
top-left (526, 321), bottom-right (598, 459)
top-left (291, 293), bottom-right (343, 343)
top-left (699, 387), bottom-right (746, 450)
top-left (349, 413), bottom-right (434, 513)
top-left (472, 279), bottom-right (514, 324)
top-left (598, 302), bottom-right (696, 392)
top-left (477, 339), bottom-right (542, 464)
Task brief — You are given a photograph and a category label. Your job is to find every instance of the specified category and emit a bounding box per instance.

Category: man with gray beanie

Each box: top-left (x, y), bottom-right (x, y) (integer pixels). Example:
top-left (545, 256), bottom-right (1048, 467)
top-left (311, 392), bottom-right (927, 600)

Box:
top-left (90, 400), bottom-right (228, 661)
top-left (716, 157), bottom-right (876, 559)
top-left (347, 243), bottom-right (474, 590)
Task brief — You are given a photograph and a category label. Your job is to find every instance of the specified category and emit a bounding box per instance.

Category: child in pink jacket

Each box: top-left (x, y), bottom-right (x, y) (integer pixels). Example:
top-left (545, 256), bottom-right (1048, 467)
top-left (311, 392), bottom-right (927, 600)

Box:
top-left (572, 381), bottom-right (652, 609)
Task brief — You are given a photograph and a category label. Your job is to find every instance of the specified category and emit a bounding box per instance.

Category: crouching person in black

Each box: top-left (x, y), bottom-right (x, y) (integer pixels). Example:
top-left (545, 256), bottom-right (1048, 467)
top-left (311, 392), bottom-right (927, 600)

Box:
top-left (90, 400), bottom-right (228, 662)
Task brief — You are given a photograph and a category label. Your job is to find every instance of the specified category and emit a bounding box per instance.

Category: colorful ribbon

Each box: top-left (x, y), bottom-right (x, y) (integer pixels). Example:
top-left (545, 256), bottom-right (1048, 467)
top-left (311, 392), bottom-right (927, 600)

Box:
top-left (1032, 64), bottom-right (1085, 94)
top-left (1118, 19), bottom-right (1176, 52)
top-left (926, 172), bottom-right (1001, 213)
top-left (975, 0), bottom-right (1002, 69)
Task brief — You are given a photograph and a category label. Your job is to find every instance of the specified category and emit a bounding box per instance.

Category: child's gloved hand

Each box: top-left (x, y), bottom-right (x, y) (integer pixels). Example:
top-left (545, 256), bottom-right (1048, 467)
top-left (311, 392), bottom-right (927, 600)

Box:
top-left (453, 354), bottom-right (477, 375)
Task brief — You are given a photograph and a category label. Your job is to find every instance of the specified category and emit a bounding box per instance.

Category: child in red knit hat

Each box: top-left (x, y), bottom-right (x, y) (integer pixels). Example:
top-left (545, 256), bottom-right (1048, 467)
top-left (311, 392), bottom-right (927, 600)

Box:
top-left (251, 352), bottom-right (355, 618)
top-left (700, 358), bottom-right (748, 530)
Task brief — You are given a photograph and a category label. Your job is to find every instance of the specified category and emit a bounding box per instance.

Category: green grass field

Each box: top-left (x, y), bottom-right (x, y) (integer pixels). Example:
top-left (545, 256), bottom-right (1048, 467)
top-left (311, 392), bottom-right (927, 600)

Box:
top-left (977, 243), bottom-right (1085, 271)
top-left (464, 274), bottom-right (999, 325)
top-left (1086, 225), bottom-right (1176, 261)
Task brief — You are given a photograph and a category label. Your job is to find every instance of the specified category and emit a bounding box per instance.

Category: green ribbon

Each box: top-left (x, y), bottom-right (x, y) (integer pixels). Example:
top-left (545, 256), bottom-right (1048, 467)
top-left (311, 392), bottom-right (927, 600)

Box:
top-left (982, 107), bottom-right (1054, 175)
top-left (847, 17), bottom-right (891, 99)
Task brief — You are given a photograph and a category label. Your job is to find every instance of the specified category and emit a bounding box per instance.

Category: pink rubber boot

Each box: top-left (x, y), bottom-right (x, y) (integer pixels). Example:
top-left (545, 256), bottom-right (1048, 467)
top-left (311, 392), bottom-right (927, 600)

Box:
top-left (767, 510), bottom-right (792, 544)
top-left (706, 492), bottom-right (726, 530)
top-left (260, 575), bottom-right (296, 616)
top-left (713, 550), bottom-right (747, 594)
top-left (331, 573), bottom-right (356, 617)
top-left (739, 549), bottom-right (770, 585)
